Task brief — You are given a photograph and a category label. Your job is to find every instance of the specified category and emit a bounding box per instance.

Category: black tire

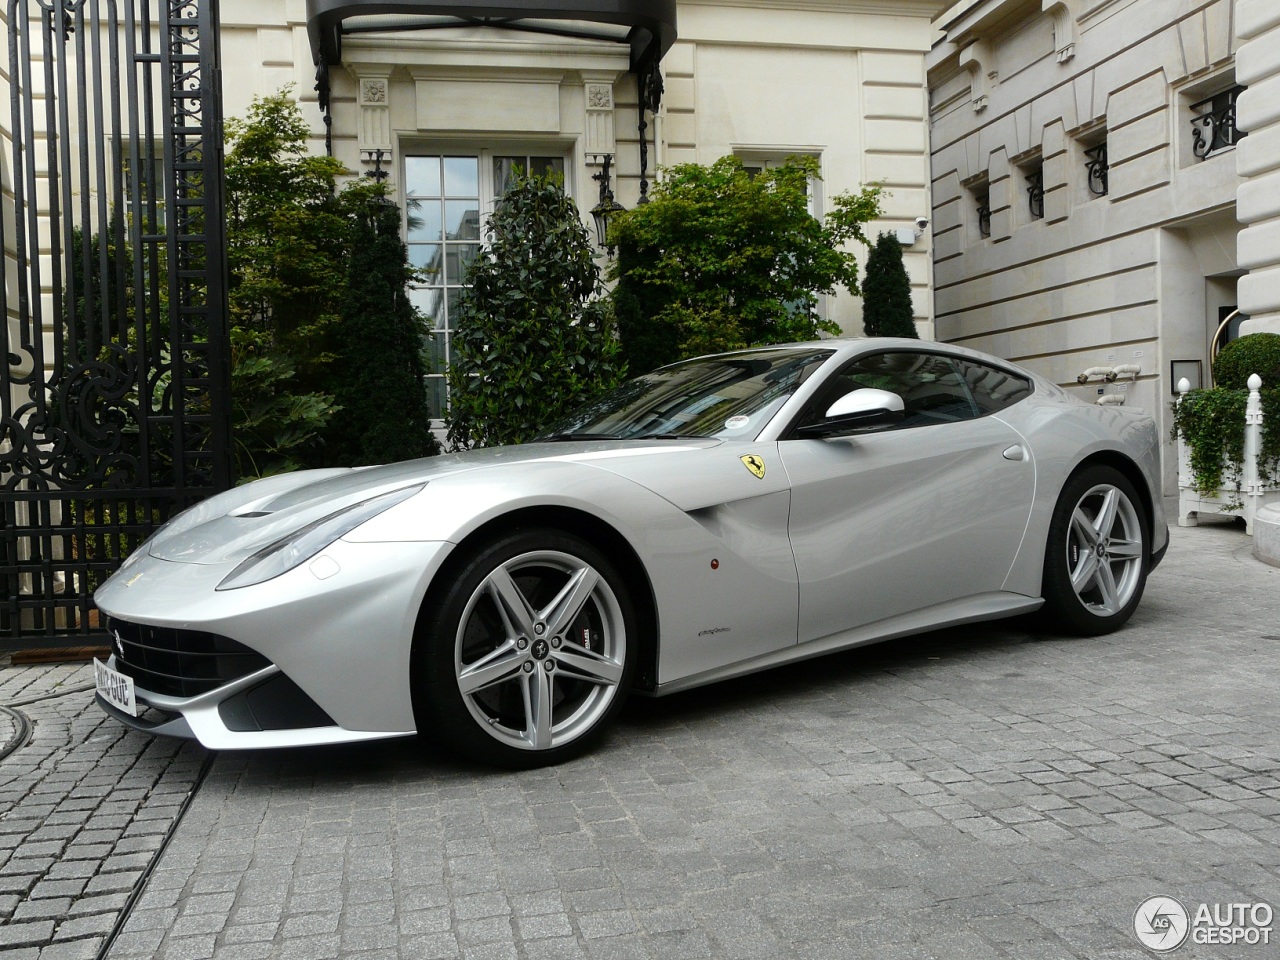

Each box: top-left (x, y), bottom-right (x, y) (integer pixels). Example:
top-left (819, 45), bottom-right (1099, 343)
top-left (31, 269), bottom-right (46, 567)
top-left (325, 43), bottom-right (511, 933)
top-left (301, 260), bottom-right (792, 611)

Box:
top-left (1041, 464), bottom-right (1150, 636)
top-left (413, 527), bottom-right (637, 768)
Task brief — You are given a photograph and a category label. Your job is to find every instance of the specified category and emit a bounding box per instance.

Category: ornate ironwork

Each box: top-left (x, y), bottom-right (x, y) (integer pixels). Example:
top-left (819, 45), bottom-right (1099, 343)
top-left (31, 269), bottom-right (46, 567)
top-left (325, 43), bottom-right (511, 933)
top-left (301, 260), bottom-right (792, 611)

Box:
top-left (1084, 142), bottom-right (1108, 196)
top-left (1191, 86), bottom-right (1245, 160)
top-left (1026, 168), bottom-right (1044, 219)
top-left (636, 59), bottom-right (664, 204)
top-left (976, 200), bottom-right (991, 239)
top-left (1, 0), bottom-right (232, 642)
top-left (315, 59), bottom-right (333, 155)
top-left (365, 148), bottom-right (390, 182)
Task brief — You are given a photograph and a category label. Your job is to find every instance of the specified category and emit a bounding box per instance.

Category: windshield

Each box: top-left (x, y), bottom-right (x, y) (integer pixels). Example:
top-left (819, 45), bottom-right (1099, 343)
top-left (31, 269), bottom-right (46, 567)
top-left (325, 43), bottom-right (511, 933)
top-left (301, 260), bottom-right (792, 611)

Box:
top-left (541, 347), bottom-right (833, 441)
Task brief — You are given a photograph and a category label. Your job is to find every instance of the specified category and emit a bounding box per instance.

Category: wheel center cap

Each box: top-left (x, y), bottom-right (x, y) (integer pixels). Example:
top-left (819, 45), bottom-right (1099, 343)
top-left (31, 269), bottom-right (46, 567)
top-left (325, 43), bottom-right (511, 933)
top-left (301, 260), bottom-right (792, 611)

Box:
top-left (531, 638), bottom-right (550, 660)
top-left (1096, 542), bottom-right (1108, 558)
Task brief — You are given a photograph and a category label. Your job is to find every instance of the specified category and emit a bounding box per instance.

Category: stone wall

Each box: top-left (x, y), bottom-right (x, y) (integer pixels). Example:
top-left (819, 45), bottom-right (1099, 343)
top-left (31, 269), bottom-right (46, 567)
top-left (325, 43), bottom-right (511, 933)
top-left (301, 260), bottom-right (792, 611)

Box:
top-left (928, 0), bottom-right (1244, 495)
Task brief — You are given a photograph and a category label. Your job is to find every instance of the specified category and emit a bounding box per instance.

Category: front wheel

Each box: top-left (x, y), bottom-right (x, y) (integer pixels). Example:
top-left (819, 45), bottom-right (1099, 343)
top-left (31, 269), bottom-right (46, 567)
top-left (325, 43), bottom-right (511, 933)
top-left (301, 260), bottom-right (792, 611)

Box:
top-left (414, 528), bottom-right (636, 767)
top-left (1041, 465), bottom-right (1150, 636)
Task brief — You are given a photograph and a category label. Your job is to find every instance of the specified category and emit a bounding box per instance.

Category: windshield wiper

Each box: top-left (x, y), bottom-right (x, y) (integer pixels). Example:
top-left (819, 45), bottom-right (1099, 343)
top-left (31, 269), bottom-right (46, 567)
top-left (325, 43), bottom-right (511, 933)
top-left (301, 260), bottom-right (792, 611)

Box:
top-left (538, 432), bottom-right (626, 442)
top-left (633, 432), bottom-right (696, 440)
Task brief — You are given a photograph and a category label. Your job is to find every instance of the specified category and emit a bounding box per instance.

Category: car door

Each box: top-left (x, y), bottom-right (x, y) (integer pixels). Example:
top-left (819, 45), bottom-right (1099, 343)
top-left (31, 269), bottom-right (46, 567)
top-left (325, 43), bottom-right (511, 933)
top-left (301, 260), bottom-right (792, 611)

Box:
top-left (777, 350), bottom-right (1036, 644)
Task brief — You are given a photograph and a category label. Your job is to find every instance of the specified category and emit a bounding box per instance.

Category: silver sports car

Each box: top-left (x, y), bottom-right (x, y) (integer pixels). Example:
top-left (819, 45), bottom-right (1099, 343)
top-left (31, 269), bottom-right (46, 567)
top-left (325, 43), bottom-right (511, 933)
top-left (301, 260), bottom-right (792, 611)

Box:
top-left (94, 338), bottom-right (1168, 767)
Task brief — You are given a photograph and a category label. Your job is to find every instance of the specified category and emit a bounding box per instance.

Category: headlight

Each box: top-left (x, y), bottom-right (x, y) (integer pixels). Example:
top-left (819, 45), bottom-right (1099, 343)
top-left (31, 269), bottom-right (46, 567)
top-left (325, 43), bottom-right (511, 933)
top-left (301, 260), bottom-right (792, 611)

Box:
top-left (216, 484), bottom-right (425, 590)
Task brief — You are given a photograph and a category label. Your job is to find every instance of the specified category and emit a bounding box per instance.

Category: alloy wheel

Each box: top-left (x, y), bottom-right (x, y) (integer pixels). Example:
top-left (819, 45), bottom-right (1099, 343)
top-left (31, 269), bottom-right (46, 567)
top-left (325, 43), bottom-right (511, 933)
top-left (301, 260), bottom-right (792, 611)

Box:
top-left (1065, 483), bottom-right (1144, 617)
top-left (453, 549), bottom-right (627, 752)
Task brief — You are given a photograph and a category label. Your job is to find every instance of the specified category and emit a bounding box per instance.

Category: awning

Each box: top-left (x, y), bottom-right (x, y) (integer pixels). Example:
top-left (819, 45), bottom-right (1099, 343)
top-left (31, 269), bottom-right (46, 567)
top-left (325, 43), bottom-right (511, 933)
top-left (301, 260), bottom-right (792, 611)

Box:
top-left (305, 0), bottom-right (677, 73)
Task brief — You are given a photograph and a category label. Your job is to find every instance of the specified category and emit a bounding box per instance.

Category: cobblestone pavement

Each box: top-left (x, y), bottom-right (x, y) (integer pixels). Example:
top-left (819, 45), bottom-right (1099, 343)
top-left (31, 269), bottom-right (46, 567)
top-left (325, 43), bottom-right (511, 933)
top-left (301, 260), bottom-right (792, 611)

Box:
top-left (3, 521), bottom-right (1280, 960)
top-left (0, 662), bottom-right (206, 958)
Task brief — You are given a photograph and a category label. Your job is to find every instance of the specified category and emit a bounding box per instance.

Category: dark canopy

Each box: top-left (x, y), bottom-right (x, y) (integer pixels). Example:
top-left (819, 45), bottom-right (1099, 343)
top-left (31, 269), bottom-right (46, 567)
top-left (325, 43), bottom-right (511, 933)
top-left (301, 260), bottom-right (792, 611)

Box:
top-left (306, 0), bottom-right (677, 72)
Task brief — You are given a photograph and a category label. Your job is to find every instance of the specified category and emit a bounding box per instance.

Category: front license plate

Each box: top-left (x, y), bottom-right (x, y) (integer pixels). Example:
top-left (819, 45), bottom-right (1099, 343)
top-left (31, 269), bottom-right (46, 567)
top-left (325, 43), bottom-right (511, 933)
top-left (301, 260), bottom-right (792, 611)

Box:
top-left (94, 658), bottom-right (138, 717)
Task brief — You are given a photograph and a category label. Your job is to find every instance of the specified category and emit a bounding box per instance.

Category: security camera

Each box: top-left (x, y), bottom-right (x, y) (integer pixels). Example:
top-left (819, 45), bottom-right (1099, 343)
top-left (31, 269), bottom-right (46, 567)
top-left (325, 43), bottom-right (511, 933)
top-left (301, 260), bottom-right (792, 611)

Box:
top-left (914, 216), bottom-right (929, 231)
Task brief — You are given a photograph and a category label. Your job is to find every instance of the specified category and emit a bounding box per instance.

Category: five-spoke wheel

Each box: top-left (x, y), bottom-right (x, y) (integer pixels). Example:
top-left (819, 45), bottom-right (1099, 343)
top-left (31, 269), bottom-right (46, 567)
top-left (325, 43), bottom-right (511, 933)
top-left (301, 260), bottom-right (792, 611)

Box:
top-left (1042, 465), bottom-right (1150, 635)
top-left (415, 529), bottom-right (635, 767)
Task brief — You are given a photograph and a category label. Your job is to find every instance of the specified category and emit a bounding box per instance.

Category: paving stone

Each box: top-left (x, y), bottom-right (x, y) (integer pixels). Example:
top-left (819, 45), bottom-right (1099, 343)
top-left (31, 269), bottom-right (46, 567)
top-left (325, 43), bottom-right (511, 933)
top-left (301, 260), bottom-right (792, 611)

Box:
top-left (12, 896), bottom-right (74, 921)
top-left (52, 911), bottom-right (116, 941)
top-left (0, 662), bottom-right (204, 953)
top-left (6, 524), bottom-right (1280, 960)
top-left (0, 920), bottom-right (57, 948)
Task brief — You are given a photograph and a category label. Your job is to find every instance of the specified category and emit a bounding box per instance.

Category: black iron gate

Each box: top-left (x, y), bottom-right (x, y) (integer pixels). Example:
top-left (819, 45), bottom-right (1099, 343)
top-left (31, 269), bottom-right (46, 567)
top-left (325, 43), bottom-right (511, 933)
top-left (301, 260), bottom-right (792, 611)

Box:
top-left (1, 0), bottom-right (231, 645)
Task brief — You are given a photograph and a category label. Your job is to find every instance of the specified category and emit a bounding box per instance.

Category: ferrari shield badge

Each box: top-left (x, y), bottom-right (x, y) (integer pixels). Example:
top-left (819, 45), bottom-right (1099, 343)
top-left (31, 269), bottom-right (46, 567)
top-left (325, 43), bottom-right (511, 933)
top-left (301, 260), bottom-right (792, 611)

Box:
top-left (740, 454), bottom-right (766, 479)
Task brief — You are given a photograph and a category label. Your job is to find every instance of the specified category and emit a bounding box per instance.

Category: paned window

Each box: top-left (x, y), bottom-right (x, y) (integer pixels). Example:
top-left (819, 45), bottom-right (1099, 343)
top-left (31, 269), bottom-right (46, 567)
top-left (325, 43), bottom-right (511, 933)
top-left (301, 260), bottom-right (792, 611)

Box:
top-left (404, 151), bottom-right (568, 419)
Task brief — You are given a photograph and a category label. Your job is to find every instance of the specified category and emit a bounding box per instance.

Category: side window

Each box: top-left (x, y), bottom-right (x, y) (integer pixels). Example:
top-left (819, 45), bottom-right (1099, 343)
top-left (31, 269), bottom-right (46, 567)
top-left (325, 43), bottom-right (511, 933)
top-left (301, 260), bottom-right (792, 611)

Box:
top-left (797, 351), bottom-right (980, 431)
top-left (950, 357), bottom-right (1033, 413)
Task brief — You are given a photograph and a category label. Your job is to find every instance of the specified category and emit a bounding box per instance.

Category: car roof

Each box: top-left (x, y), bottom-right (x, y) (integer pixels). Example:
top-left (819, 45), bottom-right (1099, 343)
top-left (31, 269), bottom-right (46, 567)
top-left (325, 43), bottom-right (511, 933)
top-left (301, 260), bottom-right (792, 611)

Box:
top-left (706, 337), bottom-right (1035, 379)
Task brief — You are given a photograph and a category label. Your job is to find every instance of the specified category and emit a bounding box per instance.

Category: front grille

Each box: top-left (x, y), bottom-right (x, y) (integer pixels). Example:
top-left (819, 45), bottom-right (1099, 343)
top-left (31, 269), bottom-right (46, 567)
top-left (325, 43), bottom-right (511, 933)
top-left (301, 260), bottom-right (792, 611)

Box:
top-left (106, 617), bottom-right (271, 698)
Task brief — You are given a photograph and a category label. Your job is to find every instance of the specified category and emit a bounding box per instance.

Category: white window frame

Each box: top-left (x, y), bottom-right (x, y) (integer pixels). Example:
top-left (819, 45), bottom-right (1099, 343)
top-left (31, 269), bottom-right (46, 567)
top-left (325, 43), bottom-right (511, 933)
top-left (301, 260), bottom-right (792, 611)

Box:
top-left (401, 144), bottom-right (575, 423)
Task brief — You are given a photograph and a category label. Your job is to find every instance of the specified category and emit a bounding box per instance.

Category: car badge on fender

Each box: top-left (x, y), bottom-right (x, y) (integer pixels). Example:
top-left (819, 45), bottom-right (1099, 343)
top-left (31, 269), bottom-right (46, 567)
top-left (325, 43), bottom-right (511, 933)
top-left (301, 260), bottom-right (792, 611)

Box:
top-left (740, 454), bottom-right (766, 479)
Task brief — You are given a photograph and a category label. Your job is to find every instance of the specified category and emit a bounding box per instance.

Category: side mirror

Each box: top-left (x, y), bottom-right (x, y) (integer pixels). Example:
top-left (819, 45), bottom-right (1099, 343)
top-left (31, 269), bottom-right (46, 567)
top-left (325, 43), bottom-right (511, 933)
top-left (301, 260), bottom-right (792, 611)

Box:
top-left (796, 387), bottom-right (905, 438)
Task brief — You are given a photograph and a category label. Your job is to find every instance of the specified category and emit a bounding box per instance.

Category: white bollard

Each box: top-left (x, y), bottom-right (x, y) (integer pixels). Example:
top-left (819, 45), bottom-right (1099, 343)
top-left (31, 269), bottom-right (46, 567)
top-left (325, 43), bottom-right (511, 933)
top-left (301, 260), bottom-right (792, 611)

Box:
top-left (1243, 374), bottom-right (1264, 535)
top-left (1176, 378), bottom-right (1197, 527)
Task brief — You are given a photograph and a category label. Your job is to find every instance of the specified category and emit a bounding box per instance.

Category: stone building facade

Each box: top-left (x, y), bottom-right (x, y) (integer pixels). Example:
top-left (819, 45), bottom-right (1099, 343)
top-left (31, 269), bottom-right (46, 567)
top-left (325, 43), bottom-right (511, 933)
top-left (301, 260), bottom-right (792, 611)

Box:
top-left (927, 0), bottom-right (1278, 494)
top-left (215, 0), bottom-right (945, 415)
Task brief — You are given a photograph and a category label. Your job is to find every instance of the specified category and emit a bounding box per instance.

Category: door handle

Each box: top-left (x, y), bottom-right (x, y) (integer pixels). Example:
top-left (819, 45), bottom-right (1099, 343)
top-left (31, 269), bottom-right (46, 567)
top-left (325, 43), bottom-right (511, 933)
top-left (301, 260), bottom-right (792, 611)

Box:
top-left (1002, 444), bottom-right (1026, 462)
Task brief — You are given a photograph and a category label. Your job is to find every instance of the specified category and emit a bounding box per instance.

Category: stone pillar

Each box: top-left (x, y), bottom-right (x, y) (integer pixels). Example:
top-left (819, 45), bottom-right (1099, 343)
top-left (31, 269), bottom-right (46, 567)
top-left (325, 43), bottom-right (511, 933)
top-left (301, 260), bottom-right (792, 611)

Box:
top-left (1235, 0), bottom-right (1280, 335)
top-left (350, 69), bottom-right (394, 172)
top-left (583, 76), bottom-right (617, 167)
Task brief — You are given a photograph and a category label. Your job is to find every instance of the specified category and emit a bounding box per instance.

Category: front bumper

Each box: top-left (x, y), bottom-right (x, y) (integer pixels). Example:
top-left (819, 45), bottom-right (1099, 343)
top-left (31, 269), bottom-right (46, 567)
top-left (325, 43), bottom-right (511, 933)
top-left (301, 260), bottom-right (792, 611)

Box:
top-left (95, 655), bottom-right (411, 749)
top-left (94, 538), bottom-right (456, 741)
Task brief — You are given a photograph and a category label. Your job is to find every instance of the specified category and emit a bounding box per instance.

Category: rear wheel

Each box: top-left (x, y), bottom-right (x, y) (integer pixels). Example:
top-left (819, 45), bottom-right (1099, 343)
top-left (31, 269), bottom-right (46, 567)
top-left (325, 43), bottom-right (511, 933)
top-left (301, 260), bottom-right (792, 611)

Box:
top-left (1041, 465), bottom-right (1149, 635)
top-left (415, 528), bottom-right (635, 767)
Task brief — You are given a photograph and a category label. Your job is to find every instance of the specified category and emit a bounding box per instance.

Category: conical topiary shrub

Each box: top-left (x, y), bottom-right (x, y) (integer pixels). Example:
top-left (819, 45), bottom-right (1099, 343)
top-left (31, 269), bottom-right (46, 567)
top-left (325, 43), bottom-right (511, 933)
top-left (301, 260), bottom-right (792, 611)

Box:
top-left (861, 231), bottom-right (916, 338)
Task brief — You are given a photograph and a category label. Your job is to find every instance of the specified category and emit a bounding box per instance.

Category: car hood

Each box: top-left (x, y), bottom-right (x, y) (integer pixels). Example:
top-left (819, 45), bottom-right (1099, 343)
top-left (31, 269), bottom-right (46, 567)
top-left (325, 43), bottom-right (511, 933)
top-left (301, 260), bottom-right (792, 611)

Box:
top-left (147, 439), bottom-right (720, 564)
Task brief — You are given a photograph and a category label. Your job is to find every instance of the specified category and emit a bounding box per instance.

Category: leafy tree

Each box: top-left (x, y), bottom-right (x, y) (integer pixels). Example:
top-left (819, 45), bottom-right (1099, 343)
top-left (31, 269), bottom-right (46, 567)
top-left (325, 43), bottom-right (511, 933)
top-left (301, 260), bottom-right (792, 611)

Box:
top-left (224, 89), bottom-right (351, 393)
top-left (223, 89), bottom-right (348, 477)
top-left (861, 232), bottom-right (917, 338)
top-left (609, 155), bottom-right (881, 371)
top-left (230, 328), bottom-right (337, 478)
top-left (446, 171), bottom-right (626, 449)
top-left (225, 90), bottom-right (443, 476)
top-left (324, 182), bottom-right (440, 465)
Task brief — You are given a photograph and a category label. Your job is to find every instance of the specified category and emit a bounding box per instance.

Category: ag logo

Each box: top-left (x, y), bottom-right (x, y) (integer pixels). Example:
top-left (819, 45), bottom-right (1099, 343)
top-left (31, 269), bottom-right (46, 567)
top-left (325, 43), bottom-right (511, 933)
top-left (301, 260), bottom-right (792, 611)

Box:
top-left (740, 454), bottom-right (766, 479)
top-left (1133, 896), bottom-right (1190, 952)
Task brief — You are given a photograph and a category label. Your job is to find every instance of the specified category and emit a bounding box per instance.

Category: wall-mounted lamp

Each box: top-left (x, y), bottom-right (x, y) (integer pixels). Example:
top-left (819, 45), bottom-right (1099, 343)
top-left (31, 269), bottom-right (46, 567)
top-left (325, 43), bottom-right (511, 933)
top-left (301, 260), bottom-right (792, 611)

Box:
top-left (591, 154), bottom-right (626, 252)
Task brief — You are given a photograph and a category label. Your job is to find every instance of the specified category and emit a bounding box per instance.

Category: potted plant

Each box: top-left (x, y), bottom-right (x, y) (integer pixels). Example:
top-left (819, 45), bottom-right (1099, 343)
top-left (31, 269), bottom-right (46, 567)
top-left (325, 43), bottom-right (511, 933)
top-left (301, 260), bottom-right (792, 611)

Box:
top-left (1173, 333), bottom-right (1280, 533)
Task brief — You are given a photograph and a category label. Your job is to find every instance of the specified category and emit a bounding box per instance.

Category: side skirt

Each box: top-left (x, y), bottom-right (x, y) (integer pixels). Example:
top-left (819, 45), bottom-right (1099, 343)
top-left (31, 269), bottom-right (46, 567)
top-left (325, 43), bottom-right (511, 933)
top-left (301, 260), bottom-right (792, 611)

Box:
top-left (648, 593), bottom-right (1044, 697)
